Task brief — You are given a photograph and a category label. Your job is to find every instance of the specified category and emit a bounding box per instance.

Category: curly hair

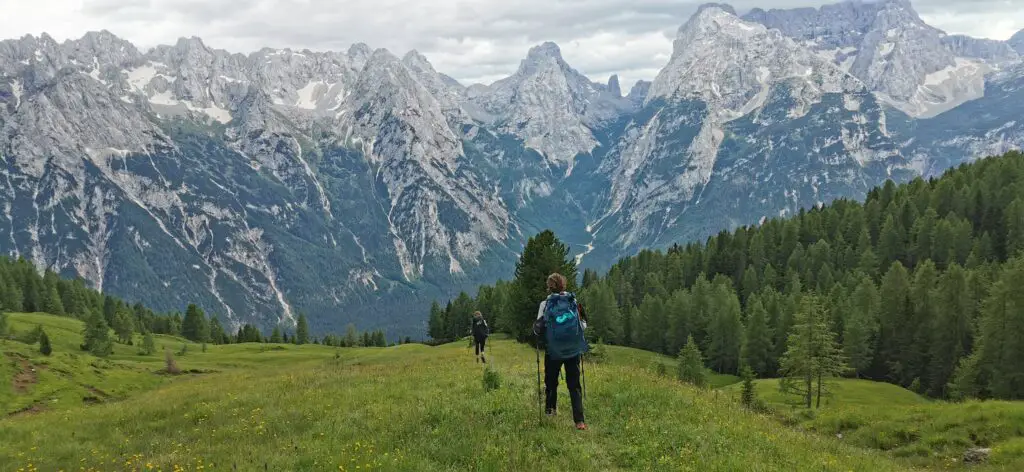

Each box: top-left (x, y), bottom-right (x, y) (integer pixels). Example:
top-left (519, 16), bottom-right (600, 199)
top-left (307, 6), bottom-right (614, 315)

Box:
top-left (546, 273), bottom-right (567, 293)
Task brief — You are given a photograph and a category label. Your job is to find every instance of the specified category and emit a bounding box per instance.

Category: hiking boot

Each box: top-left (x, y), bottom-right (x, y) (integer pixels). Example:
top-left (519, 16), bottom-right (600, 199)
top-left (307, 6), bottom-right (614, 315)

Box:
top-left (575, 422), bottom-right (587, 431)
top-left (546, 410), bottom-right (557, 417)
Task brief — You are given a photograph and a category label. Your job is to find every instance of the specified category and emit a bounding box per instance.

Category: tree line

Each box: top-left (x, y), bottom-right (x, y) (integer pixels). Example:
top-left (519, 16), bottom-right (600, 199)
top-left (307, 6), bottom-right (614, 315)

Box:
top-left (432, 151), bottom-right (1024, 401)
top-left (0, 256), bottom-right (406, 356)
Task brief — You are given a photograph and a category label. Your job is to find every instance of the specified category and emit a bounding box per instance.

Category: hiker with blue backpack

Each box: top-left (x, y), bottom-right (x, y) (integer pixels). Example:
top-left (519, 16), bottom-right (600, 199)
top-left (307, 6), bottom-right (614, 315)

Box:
top-left (533, 273), bottom-right (590, 431)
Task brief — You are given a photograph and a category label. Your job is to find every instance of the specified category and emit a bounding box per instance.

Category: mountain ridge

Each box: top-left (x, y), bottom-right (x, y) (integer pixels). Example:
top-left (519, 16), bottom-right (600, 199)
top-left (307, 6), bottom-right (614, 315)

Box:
top-left (1, 0), bottom-right (1022, 337)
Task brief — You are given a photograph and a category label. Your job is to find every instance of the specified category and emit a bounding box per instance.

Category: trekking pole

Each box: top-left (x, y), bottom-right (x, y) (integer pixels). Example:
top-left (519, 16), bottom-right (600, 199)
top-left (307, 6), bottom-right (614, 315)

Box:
top-left (581, 354), bottom-right (586, 400)
top-left (536, 341), bottom-right (542, 421)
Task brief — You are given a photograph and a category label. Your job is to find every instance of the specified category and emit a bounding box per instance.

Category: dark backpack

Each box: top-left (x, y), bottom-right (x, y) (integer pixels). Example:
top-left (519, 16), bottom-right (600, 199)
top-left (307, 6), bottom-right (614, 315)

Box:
top-left (538, 292), bottom-right (589, 360)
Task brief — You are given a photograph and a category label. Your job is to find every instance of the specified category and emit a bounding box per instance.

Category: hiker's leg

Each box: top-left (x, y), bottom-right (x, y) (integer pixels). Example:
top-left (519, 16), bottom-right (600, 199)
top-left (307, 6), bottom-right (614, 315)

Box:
top-left (544, 355), bottom-right (560, 414)
top-left (564, 355), bottom-right (585, 424)
top-left (479, 337), bottom-right (486, 361)
top-left (474, 338), bottom-right (481, 356)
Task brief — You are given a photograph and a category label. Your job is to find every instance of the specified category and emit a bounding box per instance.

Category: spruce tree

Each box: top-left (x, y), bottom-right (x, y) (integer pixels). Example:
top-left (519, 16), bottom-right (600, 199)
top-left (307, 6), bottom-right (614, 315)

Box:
top-left (741, 297), bottom-right (774, 377)
top-left (779, 295), bottom-right (847, 408)
top-left (39, 329), bottom-right (51, 356)
top-left (579, 280), bottom-right (621, 345)
top-left (81, 311), bottom-right (113, 357)
top-left (678, 335), bottom-right (708, 387)
top-left (270, 325), bottom-right (283, 343)
top-left (182, 304), bottom-right (209, 343)
top-left (707, 285), bottom-right (743, 374)
top-left (927, 263), bottom-right (973, 397)
top-left (113, 307), bottom-right (134, 344)
top-left (296, 313), bottom-right (310, 345)
top-left (344, 323), bottom-right (358, 347)
top-left (740, 364), bottom-right (756, 407)
top-left (634, 295), bottom-right (666, 353)
top-left (428, 301), bottom-right (444, 340)
top-left (141, 332), bottom-right (156, 355)
top-left (0, 311), bottom-right (7, 338)
top-left (209, 316), bottom-right (228, 344)
top-left (510, 231), bottom-right (577, 342)
top-left (973, 257), bottom-right (1024, 399)
top-left (844, 276), bottom-right (880, 377)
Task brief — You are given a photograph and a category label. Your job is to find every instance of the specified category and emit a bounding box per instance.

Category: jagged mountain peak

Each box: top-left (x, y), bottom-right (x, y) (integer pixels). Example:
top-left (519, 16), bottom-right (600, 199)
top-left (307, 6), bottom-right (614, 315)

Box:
top-left (526, 41), bottom-right (563, 60)
top-left (1011, 29), bottom-right (1024, 54)
top-left (401, 49), bottom-right (435, 72)
top-left (651, 5), bottom-right (861, 113)
top-left (463, 41), bottom-right (634, 171)
top-left (608, 74), bottom-right (621, 98)
top-left (741, 0), bottom-right (1010, 118)
top-left (695, 2), bottom-right (737, 16)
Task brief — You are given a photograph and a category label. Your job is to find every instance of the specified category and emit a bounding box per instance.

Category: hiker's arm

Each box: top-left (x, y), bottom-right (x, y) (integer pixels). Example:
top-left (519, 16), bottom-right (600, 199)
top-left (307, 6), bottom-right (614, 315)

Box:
top-left (536, 301), bottom-right (546, 320)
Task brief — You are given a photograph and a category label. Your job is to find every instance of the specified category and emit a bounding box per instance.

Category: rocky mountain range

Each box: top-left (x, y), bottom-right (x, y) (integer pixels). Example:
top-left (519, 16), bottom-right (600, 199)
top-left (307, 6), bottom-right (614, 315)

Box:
top-left (1, 0), bottom-right (1021, 337)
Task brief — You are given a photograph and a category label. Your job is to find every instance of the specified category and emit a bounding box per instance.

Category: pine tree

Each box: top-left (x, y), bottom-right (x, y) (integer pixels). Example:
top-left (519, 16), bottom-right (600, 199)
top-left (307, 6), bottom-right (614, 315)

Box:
top-left (580, 280), bottom-right (621, 345)
top-left (81, 311), bottom-right (113, 357)
top-left (707, 285), bottom-right (743, 374)
top-left (39, 329), bottom-right (52, 356)
top-left (877, 262), bottom-right (911, 380)
top-left (844, 276), bottom-right (880, 377)
top-left (740, 364), bottom-right (756, 407)
top-left (209, 316), bottom-right (228, 344)
top-left (448, 292), bottom-right (475, 340)
top-left (779, 295), bottom-right (847, 408)
top-left (181, 304), bottom-right (210, 343)
top-left (741, 297), bottom-right (774, 377)
top-left (344, 323), bottom-right (358, 347)
top-left (927, 263), bottom-right (973, 397)
top-left (972, 257), bottom-right (1024, 399)
top-left (0, 311), bottom-right (7, 337)
top-left (141, 332), bottom-right (156, 355)
top-left (113, 307), bottom-right (135, 344)
top-left (510, 231), bottom-right (577, 342)
top-left (296, 313), bottom-right (310, 345)
top-left (42, 278), bottom-right (65, 316)
top-left (270, 325), bottom-right (283, 343)
top-left (677, 335), bottom-right (708, 387)
top-left (634, 295), bottom-right (667, 353)
top-left (428, 301), bottom-right (444, 340)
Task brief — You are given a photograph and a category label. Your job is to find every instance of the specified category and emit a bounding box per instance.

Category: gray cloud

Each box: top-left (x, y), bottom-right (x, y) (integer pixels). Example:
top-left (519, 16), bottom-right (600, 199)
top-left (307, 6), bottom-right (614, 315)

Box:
top-left (3, 0), bottom-right (1023, 87)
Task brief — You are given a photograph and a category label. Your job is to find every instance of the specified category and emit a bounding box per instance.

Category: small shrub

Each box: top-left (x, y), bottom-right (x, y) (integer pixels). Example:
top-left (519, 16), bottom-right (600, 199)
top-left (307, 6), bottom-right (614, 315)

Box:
top-left (202, 342), bottom-right (208, 353)
top-left (483, 365), bottom-right (501, 392)
top-left (587, 340), bottom-right (608, 364)
top-left (164, 349), bottom-right (181, 375)
top-left (177, 343), bottom-right (188, 356)
top-left (740, 365), bottom-right (756, 408)
top-left (652, 361), bottom-right (668, 377)
top-left (39, 330), bottom-right (52, 356)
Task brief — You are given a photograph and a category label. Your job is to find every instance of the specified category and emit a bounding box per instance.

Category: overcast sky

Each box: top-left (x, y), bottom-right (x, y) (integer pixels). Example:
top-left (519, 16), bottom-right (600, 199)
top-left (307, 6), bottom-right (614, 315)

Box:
top-left (3, 0), bottom-right (1023, 88)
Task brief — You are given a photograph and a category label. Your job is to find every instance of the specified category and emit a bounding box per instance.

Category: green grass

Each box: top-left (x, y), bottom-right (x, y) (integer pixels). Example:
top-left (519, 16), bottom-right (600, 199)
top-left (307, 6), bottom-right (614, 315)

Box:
top-left (722, 378), bottom-right (1024, 470)
top-left (0, 314), bottom-right (910, 471)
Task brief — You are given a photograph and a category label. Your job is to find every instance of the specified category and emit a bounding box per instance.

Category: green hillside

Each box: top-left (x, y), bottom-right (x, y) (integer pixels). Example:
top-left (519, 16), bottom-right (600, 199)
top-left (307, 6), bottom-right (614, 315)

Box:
top-left (720, 379), bottom-right (1024, 469)
top-left (0, 313), bottom-right (909, 471)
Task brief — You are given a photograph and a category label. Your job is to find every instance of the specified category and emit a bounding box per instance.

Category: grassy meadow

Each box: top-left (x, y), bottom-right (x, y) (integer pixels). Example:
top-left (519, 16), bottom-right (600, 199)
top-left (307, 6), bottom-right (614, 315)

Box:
top-left (0, 313), bottom-right (1022, 471)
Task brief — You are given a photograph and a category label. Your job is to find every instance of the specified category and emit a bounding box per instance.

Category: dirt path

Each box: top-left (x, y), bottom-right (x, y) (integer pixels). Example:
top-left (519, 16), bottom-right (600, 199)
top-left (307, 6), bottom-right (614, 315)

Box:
top-left (11, 356), bottom-right (38, 394)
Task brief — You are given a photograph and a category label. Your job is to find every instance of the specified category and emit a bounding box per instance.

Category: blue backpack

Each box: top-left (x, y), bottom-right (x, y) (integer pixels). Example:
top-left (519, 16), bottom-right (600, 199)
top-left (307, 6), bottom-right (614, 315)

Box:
top-left (541, 292), bottom-right (590, 360)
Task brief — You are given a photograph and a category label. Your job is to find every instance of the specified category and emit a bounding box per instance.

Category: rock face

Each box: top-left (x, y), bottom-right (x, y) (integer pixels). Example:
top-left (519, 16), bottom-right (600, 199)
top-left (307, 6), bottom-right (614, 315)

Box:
top-left (742, 0), bottom-right (1019, 118)
top-left (0, 0), bottom-right (1021, 337)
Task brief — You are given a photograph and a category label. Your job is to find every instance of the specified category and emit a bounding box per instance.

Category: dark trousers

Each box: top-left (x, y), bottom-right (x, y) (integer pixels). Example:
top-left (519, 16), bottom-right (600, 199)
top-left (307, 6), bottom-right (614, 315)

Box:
top-left (474, 336), bottom-right (486, 356)
top-left (545, 354), bottom-right (584, 423)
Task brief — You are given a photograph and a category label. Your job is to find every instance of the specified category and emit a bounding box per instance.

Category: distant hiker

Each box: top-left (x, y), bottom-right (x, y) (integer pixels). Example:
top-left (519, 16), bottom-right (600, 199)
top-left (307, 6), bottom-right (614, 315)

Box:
top-left (472, 311), bottom-right (489, 363)
top-left (533, 273), bottom-right (590, 431)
